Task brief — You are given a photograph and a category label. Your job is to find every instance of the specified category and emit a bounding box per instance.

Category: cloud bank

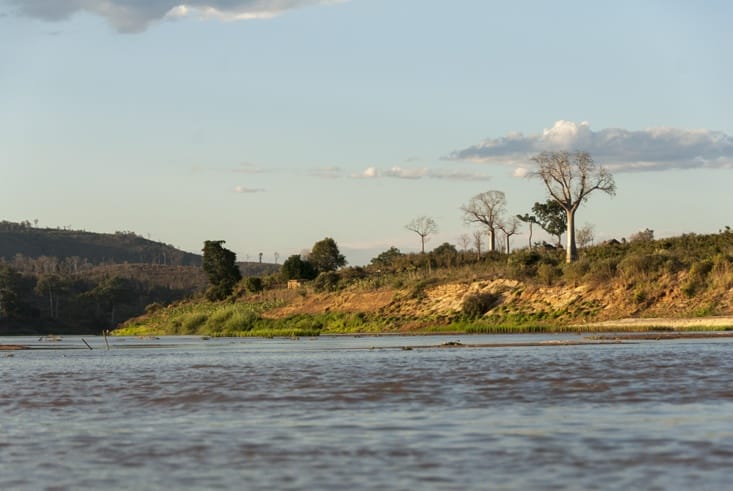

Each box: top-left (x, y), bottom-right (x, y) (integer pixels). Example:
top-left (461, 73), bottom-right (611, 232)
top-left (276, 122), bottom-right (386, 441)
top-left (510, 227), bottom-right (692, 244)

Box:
top-left (5, 0), bottom-right (345, 33)
top-left (447, 121), bottom-right (733, 173)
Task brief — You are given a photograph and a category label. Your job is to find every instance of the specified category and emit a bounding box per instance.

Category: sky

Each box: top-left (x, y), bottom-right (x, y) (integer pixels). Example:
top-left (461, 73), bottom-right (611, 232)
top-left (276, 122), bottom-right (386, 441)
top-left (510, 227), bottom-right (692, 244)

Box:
top-left (1, 0), bottom-right (732, 265)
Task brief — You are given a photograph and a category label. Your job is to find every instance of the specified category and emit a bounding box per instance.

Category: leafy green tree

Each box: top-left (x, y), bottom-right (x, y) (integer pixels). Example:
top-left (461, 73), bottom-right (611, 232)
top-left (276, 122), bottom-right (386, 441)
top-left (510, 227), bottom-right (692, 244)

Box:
top-left (202, 240), bottom-right (242, 300)
top-left (89, 276), bottom-right (136, 325)
top-left (431, 242), bottom-right (459, 268)
top-left (281, 254), bottom-right (318, 280)
top-left (370, 247), bottom-right (405, 270)
top-left (516, 214), bottom-right (539, 249)
top-left (309, 237), bottom-right (347, 273)
top-left (532, 200), bottom-right (567, 247)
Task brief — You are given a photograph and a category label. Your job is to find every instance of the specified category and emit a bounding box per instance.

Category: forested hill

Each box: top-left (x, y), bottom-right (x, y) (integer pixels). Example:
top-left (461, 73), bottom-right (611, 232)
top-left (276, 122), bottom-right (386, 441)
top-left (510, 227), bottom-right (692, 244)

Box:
top-left (0, 221), bottom-right (201, 266)
top-left (0, 221), bottom-right (281, 334)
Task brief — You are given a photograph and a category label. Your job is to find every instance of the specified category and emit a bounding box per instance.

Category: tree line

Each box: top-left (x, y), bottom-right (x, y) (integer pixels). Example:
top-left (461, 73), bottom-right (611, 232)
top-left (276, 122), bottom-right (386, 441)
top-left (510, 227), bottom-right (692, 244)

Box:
top-left (407, 151), bottom-right (615, 263)
top-left (198, 151), bottom-right (616, 301)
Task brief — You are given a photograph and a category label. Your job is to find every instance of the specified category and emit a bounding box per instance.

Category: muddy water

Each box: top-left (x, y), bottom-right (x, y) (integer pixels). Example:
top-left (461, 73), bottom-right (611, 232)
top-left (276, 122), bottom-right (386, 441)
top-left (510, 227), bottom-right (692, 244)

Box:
top-left (1, 335), bottom-right (732, 490)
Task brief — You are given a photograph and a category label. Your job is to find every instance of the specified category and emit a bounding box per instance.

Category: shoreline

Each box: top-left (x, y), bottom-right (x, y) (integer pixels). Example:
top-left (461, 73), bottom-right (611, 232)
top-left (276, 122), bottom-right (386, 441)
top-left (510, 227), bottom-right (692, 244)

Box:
top-left (572, 316), bottom-right (733, 329)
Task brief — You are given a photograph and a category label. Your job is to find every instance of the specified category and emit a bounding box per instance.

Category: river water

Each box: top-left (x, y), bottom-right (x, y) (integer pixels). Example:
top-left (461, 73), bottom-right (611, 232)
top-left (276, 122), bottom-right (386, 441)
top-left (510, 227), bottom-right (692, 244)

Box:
top-left (1, 334), bottom-right (731, 490)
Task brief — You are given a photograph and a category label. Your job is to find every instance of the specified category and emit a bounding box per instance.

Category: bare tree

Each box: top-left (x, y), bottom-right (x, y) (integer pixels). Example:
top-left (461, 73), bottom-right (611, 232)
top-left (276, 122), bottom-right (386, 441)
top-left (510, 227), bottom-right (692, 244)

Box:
top-left (497, 217), bottom-right (521, 254)
top-left (457, 233), bottom-right (471, 252)
top-left (472, 230), bottom-right (484, 260)
top-left (461, 191), bottom-right (506, 252)
top-left (273, 252), bottom-right (280, 264)
top-left (576, 223), bottom-right (596, 248)
top-left (405, 216), bottom-right (438, 253)
top-left (531, 151), bottom-right (615, 262)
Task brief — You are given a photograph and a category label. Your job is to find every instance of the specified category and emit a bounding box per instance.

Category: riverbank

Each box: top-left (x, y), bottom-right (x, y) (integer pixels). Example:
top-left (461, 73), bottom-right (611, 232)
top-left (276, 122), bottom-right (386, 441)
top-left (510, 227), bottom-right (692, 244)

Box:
top-left (575, 316), bottom-right (733, 330)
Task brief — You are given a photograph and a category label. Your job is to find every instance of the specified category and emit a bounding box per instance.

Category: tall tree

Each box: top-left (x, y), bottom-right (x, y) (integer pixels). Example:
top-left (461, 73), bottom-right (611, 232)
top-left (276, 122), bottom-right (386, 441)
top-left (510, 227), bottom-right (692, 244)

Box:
top-left (309, 238), bottom-right (347, 273)
top-left (516, 214), bottom-right (538, 249)
top-left (461, 191), bottom-right (506, 252)
top-left (531, 151), bottom-right (616, 262)
top-left (405, 216), bottom-right (438, 253)
top-left (532, 200), bottom-right (567, 247)
top-left (202, 240), bottom-right (242, 300)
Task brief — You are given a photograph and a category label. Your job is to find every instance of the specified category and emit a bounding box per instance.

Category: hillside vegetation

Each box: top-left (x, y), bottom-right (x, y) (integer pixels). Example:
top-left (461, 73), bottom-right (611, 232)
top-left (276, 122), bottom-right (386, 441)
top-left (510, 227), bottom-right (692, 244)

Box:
top-left (117, 229), bottom-right (733, 337)
top-left (0, 221), bottom-right (278, 334)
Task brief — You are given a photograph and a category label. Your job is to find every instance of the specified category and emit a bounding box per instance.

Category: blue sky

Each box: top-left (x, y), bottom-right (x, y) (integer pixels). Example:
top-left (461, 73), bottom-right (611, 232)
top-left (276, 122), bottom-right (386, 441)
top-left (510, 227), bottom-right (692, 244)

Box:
top-left (2, 0), bottom-right (732, 265)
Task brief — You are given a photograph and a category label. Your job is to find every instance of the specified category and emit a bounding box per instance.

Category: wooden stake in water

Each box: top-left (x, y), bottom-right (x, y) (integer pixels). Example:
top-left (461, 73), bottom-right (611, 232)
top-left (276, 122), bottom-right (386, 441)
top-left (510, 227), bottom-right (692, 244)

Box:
top-left (82, 338), bottom-right (93, 350)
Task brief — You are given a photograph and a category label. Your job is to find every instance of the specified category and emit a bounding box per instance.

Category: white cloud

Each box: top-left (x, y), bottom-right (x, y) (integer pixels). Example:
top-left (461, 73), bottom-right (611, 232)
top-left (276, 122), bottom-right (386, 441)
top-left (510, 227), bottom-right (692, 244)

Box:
top-left (5, 0), bottom-right (347, 33)
top-left (447, 120), bottom-right (733, 173)
top-left (513, 167), bottom-right (529, 178)
top-left (234, 185), bottom-right (264, 193)
top-left (358, 167), bottom-right (379, 178)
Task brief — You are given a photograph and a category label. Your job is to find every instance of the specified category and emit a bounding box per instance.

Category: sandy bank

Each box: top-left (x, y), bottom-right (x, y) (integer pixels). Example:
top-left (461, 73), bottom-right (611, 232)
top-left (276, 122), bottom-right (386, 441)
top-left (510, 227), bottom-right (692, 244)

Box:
top-left (575, 316), bottom-right (733, 329)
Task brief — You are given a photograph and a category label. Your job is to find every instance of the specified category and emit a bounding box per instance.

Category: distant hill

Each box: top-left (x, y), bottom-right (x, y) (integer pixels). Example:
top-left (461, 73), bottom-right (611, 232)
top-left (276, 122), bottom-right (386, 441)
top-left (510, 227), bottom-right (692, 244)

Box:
top-left (0, 221), bottom-right (282, 334)
top-left (0, 221), bottom-right (281, 277)
top-left (238, 261), bottom-right (281, 277)
top-left (0, 221), bottom-right (200, 266)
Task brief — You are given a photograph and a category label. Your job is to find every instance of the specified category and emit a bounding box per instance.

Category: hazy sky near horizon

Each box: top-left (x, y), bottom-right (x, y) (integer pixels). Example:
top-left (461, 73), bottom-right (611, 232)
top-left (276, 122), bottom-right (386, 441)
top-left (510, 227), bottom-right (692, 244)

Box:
top-left (2, 0), bottom-right (732, 265)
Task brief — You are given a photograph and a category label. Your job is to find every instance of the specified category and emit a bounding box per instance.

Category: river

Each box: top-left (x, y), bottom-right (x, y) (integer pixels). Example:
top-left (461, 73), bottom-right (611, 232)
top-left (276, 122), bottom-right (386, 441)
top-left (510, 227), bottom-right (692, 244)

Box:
top-left (1, 334), bottom-right (731, 490)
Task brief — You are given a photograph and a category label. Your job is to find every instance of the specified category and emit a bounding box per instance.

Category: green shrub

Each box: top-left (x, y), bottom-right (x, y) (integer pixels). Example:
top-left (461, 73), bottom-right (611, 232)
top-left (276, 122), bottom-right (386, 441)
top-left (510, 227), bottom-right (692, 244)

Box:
top-left (632, 287), bottom-right (647, 305)
top-left (618, 252), bottom-right (665, 283)
top-left (585, 257), bottom-right (619, 285)
top-left (313, 271), bottom-right (340, 292)
top-left (561, 259), bottom-right (590, 284)
top-left (244, 277), bottom-right (264, 293)
top-left (537, 263), bottom-right (560, 286)
top-left (181, 313), bottom-right (208, 334)
top-left (222, 309), bottom-right (260, 333)
top-left (462, 292), bottom-right (501, 319)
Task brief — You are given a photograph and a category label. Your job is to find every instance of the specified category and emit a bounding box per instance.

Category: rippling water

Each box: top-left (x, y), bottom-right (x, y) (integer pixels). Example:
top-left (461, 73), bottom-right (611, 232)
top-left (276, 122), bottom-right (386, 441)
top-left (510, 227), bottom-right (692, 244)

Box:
top-left (1, 334), bottom-right (732, 490)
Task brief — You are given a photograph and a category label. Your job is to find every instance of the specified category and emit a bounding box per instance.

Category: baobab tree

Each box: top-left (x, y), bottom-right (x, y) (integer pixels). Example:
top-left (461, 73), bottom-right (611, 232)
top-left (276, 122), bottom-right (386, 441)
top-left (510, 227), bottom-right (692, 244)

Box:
top-left (531, 151), bottom-right (615, 262)
top-left (461, 190), bottom-right (506, 252)
top-left (405, 216), bottom-right (438, 253)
